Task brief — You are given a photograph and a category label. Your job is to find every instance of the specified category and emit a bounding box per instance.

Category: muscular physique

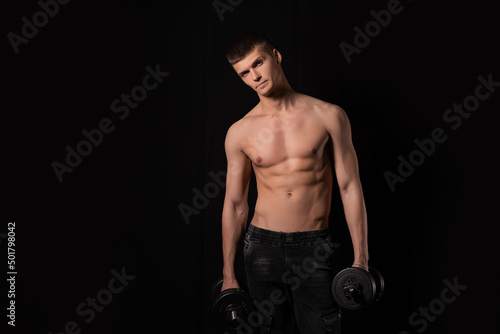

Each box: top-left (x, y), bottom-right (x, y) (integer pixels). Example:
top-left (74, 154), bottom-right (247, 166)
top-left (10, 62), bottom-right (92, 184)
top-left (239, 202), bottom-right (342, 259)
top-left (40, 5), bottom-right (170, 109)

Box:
top-left (221, 45), bottom-right (368, 291)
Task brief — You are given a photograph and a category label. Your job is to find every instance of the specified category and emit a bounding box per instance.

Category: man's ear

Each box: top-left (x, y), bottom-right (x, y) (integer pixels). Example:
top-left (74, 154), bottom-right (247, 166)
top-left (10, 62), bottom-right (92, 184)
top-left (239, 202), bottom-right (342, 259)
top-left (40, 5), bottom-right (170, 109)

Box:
top-left (273, 49), bottom-right (282, 65)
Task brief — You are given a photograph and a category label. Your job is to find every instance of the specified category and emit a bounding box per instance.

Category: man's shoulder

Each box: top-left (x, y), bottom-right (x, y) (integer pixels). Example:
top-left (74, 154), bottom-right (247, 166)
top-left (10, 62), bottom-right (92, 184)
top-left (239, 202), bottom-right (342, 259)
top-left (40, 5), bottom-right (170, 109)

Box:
top-left (298, 94), bottom-right (345, 118)
top-left (225, 109), bottom-right (257, 142)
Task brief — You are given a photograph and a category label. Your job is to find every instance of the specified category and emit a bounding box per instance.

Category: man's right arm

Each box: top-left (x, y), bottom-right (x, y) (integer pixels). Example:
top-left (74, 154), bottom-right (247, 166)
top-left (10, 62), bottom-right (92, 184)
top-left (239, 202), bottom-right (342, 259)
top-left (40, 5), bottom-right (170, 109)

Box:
top-left (221, 124), bottom-right (252, 291)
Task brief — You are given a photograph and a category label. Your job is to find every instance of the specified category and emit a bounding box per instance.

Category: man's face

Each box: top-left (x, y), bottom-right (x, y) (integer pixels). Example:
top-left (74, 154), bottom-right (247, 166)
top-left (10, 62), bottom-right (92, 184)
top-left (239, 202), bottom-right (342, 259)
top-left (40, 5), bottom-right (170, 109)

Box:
top-left (232, 46), bottom-right (281, 97)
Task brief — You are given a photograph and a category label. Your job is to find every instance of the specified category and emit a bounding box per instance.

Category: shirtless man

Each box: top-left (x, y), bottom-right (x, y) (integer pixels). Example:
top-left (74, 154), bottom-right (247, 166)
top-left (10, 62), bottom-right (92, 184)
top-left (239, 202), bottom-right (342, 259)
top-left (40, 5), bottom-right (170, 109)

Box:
top-left (220, 31), bottom-right (368, 333)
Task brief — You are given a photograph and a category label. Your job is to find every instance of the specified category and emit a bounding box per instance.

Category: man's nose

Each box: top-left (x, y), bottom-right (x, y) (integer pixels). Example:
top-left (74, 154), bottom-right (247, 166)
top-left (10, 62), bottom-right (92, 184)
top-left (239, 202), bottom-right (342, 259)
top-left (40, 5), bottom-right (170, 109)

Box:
top-left (251, 69), bottom-right (262, 81)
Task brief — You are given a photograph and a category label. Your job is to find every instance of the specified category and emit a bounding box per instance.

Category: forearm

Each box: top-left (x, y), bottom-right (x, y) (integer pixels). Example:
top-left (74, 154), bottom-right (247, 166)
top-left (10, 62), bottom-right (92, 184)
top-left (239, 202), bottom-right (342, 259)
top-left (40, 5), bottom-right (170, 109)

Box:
top-left (340, 182), bottom-right (369, 264)
top-left (221, 202), bottom-right (248, 279)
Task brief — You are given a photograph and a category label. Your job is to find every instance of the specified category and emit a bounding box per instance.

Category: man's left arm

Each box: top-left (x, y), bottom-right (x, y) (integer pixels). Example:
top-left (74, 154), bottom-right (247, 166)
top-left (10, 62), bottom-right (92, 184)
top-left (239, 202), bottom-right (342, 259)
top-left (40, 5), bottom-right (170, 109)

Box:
top-left (323, 104), bottom-right (369, 270)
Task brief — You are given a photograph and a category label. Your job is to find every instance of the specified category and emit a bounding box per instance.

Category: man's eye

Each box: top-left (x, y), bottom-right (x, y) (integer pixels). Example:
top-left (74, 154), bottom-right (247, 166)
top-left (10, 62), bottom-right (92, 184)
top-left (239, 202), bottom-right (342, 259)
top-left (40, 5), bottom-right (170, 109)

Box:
top-left (257, 60), bottom-right (263, 65)
top-left (241, 72), bottom-right (248, 77)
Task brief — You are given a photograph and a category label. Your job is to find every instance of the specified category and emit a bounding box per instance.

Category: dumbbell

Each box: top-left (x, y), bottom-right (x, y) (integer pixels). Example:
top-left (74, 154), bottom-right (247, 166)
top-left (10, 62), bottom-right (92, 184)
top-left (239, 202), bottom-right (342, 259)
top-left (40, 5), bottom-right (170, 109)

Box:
top-left (210, 277), bottom-right (254, 333)
top-left (331, 266), bottom-right (385, 310)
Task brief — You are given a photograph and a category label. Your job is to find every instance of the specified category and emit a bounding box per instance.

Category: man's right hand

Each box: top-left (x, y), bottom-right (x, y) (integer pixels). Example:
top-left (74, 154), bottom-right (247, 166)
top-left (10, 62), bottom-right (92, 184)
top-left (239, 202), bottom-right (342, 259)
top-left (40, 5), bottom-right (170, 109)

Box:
top-left (221, 277), bottom-right (240, 291)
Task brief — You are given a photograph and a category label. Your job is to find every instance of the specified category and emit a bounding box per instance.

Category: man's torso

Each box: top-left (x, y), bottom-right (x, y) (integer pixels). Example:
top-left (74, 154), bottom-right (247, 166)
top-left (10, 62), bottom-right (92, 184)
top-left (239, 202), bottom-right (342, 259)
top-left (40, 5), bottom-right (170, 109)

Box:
top-left (236, 94), bottom-right (336, 232)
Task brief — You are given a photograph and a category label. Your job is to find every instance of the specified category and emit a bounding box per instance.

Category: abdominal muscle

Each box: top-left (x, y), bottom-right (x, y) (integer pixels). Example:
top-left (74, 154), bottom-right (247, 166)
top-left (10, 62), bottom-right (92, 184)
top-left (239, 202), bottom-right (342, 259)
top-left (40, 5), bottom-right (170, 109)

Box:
top-left (250, 165), bottom-right (333, 232)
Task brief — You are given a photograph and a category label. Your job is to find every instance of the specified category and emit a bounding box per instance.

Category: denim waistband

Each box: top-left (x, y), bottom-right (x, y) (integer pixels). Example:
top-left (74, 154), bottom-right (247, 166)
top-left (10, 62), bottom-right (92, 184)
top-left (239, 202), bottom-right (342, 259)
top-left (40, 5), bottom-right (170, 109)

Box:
top-left (246, 223), bottom-right (330, 246)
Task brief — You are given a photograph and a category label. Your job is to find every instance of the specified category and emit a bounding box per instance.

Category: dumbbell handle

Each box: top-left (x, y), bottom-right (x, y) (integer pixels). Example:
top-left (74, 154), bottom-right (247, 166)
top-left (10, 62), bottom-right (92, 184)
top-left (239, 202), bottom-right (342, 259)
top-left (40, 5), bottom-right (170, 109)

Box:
top-left (343, 284), bottom-right (360, 298)
top-left (230, 310), bottom-right (238, 322)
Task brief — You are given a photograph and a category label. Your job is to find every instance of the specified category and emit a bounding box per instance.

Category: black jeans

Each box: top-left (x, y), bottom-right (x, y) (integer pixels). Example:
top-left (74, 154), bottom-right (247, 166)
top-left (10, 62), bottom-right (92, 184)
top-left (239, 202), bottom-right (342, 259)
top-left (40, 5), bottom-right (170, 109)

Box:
top-left (242, 223), bottom-right (341, 334)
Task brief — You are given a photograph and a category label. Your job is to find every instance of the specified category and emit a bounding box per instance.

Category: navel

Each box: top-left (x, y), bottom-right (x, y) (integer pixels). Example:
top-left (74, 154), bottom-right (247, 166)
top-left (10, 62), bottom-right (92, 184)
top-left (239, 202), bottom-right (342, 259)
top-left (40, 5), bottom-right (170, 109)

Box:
top-left (287, 192), bottom-right (292, 198)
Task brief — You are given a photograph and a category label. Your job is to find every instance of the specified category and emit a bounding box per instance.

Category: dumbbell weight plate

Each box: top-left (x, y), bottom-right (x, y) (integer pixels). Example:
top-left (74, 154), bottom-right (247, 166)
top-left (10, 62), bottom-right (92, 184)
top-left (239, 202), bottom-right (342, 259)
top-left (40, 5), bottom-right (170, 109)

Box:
top-left (331, 267), bottom-right (376, 310)
top-left (210, 277), bottom-right (249, 302)
top-left (369, 266), bottom-right (385, 303)
top-left (211, 278), bottom-right (253, 333)
top-left (210, 277), bottom-right (225, 305)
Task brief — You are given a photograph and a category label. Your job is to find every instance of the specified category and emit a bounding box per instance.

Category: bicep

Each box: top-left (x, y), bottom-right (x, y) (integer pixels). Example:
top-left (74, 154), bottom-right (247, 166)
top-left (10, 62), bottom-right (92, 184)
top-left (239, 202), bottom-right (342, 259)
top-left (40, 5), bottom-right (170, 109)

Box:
top-left (224, 128), bottom-right (252, 207)
top-left (327, 106), bottom-right (361, 191)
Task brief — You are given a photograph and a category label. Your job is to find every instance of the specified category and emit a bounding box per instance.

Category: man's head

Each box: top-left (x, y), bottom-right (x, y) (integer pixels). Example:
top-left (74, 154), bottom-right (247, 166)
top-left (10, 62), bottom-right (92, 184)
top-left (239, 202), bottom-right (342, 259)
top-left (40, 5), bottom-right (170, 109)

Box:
top-left (226, 31), bottom-right (274, 65)
top-left (226, 31), bottom-right (287, 97)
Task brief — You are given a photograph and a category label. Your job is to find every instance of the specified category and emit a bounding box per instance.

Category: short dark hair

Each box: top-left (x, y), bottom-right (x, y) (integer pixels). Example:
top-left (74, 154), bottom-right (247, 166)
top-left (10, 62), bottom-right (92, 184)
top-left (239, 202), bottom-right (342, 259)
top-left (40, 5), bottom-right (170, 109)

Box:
top-left (226, 31), bottom-right (274, 65)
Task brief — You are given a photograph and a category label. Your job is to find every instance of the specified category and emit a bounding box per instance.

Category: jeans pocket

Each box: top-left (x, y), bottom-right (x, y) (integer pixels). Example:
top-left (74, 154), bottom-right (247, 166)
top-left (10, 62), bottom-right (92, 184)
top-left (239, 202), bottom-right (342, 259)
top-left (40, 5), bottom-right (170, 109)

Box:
top-left (243, 236), bottom-right (253, 258)
top-left (321, 236), bottom-right (338, 265)
top-left (322, 310), bottom-right (341, 334)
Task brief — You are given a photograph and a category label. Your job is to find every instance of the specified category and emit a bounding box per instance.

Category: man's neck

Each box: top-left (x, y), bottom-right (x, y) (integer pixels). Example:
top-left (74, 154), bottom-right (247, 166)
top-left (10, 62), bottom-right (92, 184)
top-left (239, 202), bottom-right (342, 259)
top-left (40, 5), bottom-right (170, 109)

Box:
top-left (259, 86), bottom-right (298, 114)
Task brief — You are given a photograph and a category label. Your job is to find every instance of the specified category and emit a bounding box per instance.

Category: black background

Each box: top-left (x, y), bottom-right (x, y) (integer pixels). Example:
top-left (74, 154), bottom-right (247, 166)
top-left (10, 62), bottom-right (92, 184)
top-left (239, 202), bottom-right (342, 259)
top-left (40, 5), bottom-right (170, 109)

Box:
top-left (4, 0), bottom-right (499, 333)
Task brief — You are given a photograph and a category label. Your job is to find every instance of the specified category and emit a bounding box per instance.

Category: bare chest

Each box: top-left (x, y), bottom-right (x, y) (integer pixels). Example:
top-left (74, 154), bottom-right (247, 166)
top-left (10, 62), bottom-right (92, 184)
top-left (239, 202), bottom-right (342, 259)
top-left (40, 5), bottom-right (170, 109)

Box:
top-left (240, 114), bottom-right (330, 168)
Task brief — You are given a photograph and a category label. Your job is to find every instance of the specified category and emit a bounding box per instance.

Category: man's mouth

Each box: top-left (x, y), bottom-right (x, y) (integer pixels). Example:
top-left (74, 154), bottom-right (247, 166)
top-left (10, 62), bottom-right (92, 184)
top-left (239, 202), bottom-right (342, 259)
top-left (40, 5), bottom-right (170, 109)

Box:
top-left (256, 80), bottom-right (268, 89)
